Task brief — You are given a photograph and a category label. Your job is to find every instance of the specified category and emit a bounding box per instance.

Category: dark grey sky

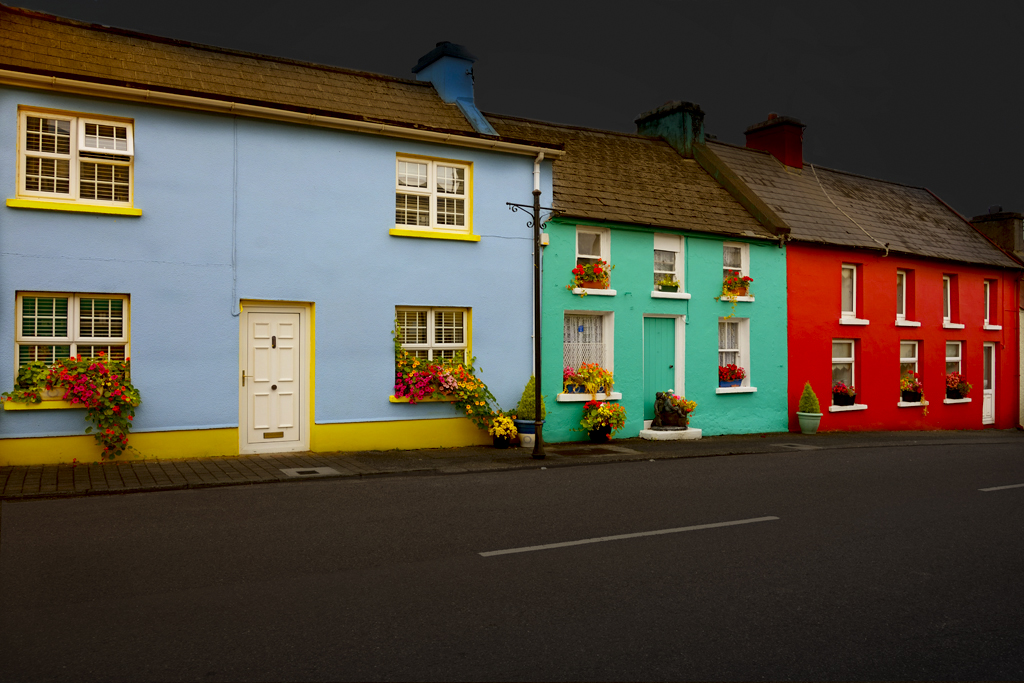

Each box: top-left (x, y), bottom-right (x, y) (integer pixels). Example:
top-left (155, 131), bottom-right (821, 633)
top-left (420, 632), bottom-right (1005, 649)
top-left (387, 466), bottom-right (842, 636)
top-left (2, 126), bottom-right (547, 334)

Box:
top-left (17, 0), bottom-right (1023, 219)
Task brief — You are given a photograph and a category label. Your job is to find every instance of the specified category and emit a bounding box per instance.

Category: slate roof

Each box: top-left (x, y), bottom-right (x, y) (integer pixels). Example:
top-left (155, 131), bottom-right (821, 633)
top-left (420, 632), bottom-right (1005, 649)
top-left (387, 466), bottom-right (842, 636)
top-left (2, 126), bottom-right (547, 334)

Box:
top-left (709, 140), bottom-right (1018, 268)
top-left (0, 4), bottom-right (481, 134)
top-left (488, 114), bottom-right (774, 239)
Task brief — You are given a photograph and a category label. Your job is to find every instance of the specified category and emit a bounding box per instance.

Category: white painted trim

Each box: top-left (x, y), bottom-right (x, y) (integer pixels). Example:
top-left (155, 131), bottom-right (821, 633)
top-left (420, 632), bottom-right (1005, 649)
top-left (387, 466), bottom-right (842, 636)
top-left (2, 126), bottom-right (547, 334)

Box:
top-left (896, 319), bottom-right (921, 327)
top-left (983, 341), bottom-right (996, 424)
top-left (983, 324), bottom-right (1003, 331)
top-left (650, 291), bottom-right (691, 300)
top-left (238, 302), bottom-right (311, 455)
top-left (716, 386), bottom-right (757, 394)
top-left (839, 317), bottom-right (870, 326)
top-left (724, 295), bottom-right (755, 302)
top-left (943, 397), bottom-right (972, 404)
top-left (556, 392), bottom-right (622, 402)
top-left (829, 404), bottom-right (867, 412)
top-left (572, 288), bottom-right (616, 296)
top-left (943, 322), bottom-right (966, 330)
top-left (0, 69), bottom-right (564, 158)
top-left (897, 401), bottom-right (925, 408)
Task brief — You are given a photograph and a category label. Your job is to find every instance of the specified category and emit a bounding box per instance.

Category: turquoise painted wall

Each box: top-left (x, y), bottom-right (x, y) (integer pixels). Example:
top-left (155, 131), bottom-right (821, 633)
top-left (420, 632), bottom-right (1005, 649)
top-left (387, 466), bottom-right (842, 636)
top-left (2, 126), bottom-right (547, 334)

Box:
top-left (541, 217), bottom-right (788, 442)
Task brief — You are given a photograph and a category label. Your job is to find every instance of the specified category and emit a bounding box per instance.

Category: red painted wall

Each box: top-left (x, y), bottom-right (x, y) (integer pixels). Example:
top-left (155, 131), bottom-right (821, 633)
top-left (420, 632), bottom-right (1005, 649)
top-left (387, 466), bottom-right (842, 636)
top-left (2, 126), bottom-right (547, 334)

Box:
top-left (787, 242), bottom-right (1020, 431)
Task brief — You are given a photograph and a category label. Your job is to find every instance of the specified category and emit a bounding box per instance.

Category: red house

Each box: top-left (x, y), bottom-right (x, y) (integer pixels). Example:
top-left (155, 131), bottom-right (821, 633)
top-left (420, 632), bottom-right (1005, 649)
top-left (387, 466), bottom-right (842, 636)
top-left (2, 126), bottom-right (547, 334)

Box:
top-left (704, 115), bottom-right (1022, 431)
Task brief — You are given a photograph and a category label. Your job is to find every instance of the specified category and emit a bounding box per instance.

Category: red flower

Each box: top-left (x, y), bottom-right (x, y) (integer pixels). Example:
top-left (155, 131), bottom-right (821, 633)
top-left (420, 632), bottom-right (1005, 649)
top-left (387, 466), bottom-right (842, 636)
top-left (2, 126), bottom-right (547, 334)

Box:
top-left (593, 267), bottom-right (603, 275)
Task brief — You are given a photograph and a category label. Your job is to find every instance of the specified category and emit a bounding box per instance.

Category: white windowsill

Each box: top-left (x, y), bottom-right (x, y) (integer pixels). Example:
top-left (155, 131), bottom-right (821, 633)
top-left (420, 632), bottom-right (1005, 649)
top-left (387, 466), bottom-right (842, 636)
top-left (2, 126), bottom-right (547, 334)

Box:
top-left (943, 397), bottom-right (972, 404)
top-left (572, 288), bottom-right (617, 296)
top-left (839, 317), bottom-right (870, 326)
top-left (897, 401), bottom-right (926, 408)
top-left (942, 322), bottom-right (965, 329)
top-left (983, 324), bottom-right (1002, 331)
top-left (650, 291), bottom-right (691, 299)
top-left (557, 392), bottom-right (622, 402)
top-left (829, 404), bottom-right (868, 412)
top-left (895, 319), bottom-right (921, 327)
top-left (722, 295), bottom-right (754, 302)
top-left (715, 386), bottom-right (757, 394)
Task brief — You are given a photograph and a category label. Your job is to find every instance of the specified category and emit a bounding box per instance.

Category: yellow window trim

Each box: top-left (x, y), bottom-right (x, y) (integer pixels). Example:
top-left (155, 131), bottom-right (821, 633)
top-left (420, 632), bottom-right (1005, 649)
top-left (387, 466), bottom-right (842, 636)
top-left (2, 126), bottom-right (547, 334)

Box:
top-left (7, 198), bottom-right (142, 216)
top-left (388, 395), bottom-right (456, 403)
top-left (4, 400), bottom-right (78, 410)
top-left (389, 228), bottom-right (480, 242)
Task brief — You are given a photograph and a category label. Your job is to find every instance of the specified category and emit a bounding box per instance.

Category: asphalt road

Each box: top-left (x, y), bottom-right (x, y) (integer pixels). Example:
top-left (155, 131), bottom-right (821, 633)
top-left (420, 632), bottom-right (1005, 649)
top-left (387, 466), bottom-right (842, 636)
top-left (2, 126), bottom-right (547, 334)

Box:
top-left (1, 441), bottom-right (1022, 681)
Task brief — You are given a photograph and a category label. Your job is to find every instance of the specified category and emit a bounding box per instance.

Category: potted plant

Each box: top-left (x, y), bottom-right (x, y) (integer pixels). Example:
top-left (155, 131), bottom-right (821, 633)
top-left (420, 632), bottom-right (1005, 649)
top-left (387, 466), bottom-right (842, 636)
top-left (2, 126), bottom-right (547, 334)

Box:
top-left (651, 392), bottom-right (696, 429)
top-left (567, 259), bottom-right (614, 295)
top-left (796, 381), bottom-right (823, 434)
top-left (831, 380), bottom-right (856, 406)
top-left (900, 373), bottom-right (923, 402)
top-left (578, 400), bottom-right (627, 442)
top-left (655, 274), bottom-right (680, 292)
top-left (563, 366), bottom-right (586, 393)
top-left (723, 273), bottom-right (754, 298)
top-left (513, 375), bottom-right (546, 448)
top-left (945, 372), bottom-right (972, 399)
top-left (575, 362), bottom-right (614, 396)
top-left (719, 364), bottom-right (746, 388)
top-left (488, 413), bottom-right (518, 449)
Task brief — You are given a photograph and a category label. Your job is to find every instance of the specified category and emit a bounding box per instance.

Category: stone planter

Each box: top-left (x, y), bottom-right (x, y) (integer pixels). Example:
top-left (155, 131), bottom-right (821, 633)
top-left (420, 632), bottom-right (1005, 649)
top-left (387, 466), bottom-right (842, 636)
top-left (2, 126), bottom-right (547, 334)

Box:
top-left (796, 411), bottom-right (822, 435)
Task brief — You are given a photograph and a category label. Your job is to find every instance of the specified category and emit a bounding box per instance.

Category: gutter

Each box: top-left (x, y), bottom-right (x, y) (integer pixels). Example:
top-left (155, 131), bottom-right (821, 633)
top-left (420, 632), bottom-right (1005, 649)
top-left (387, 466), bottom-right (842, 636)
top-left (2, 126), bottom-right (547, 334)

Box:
top-left (0, 68), bottom-right (564, 158)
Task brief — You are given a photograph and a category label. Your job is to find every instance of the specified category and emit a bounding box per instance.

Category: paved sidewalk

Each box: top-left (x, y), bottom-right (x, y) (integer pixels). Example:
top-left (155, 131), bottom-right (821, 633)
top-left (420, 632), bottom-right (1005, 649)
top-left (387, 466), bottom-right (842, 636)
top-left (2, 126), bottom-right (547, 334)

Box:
top-left (2, 429), bottom-right (1021, 500)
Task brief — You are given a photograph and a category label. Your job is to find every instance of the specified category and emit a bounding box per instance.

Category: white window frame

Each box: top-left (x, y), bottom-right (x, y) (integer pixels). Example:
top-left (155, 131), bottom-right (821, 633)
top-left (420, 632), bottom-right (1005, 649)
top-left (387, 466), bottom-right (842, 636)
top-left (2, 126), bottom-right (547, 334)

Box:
top-left (841, 264), bottom-right (857, 319)
top-left (394, 157), bottom-right (471, 233)
top-left (722, 241), bottom-right (749, 280)
top-left (942, 275), bottom-right (951, 323)
top-left (717, 317), bottom-right (754, 393)
top-left (559, 310), bottom-right (618, 401)
top-left (899, 340), bottom-right (919, 381)
top-left (945, 341), bottom-right (962, 376)
top-left (983, 281), bottom-right (991, 325)
top-left (896, 270), bottom-right (906, 320)
top-left (395, 307), bottom-right (468, 361)
top-left (831, 339), bottom-right (855, 391)
top-left (14, 292), bottom-right (130, 370)
top-left (575, 226), bottom-right (610, 268)
top-left (652, 233), bottom-right (689, 299)
top-left (17, 108), bottom-right (134, 206)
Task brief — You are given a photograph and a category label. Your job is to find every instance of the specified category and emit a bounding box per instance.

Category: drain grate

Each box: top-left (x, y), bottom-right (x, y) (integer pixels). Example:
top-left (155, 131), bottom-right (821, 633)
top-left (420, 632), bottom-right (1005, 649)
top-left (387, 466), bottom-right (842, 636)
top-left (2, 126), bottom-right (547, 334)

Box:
top-left (280, 467), bottom-right (341, 478)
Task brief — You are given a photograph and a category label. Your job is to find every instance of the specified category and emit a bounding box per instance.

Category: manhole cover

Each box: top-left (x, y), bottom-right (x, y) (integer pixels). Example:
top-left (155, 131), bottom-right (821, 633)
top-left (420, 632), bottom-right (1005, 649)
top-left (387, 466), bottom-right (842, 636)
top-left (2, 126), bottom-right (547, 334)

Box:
top-left (280, 467), bottom-right (341, 477)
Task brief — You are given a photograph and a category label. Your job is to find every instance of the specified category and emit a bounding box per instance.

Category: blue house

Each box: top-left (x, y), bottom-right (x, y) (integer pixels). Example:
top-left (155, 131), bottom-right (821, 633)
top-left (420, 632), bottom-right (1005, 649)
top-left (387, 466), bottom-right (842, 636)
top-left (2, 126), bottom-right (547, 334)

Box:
top-left (0, 6), bottom-right (561, 465)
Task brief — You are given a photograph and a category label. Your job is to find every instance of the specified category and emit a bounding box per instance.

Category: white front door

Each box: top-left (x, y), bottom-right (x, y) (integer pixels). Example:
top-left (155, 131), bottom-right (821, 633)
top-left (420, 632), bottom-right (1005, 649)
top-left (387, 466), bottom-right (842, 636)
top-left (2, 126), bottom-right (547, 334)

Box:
top-left (241, 308), bottom-right (306, 452)
top-left (982, 342), bottom-right (995, 425)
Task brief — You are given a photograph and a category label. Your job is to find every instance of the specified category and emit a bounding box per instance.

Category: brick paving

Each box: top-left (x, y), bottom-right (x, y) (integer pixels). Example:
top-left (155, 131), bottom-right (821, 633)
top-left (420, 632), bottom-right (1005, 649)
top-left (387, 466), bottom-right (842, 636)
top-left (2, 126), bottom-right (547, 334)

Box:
top-left (1, 429), bottom-right (1022, 500)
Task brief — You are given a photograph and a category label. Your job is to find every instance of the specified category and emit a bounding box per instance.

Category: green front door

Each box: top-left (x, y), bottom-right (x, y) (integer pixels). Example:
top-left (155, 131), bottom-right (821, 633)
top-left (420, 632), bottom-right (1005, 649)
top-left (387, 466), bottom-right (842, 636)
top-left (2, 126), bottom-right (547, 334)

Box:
top-left (643, 317), bottom-right (676, 420)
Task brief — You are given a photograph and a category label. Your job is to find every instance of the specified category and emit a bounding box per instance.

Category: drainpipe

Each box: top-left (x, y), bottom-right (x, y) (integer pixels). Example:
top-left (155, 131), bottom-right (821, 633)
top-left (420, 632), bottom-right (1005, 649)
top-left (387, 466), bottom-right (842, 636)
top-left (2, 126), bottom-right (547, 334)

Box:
top-left (531, 152), bottom-right (545, 458)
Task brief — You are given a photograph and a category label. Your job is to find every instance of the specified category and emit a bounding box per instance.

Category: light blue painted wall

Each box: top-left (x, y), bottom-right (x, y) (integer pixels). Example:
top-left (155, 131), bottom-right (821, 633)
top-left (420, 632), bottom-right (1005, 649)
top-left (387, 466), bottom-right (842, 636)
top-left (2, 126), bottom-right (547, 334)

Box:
top-left (540, 218), bottom-right (789, 442)
top-left (0, 86), bottom-right (551, 439)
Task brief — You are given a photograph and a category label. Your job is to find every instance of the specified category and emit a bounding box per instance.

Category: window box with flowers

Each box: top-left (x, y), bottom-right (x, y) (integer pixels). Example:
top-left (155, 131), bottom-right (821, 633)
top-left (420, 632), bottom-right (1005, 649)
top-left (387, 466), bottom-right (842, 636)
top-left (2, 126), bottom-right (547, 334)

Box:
top-left (722, 274), bottom-right (754, 301)
top-left (831, 380), bottom-right (856, 406)
top-left (568, 259), bottom-right (616, 296)
top-left (944, 372), bottom-right (973, 403)
top-left (559, 363), bottom-right (621, 401)
top-left (576, 400), bottom-right (627, 442)
top-left (655, 274), bottom-right (680, 293)
top-left (718, 364), bottom-right (746, 388)
top-left (898, 373), bottom-right (925, 406)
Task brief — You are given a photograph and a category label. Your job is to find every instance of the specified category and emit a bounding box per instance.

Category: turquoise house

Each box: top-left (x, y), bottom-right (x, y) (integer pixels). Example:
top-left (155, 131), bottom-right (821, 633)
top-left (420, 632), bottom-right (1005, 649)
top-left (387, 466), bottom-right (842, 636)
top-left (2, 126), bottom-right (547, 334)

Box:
top-left (491, 104), bottom-right (789, 441)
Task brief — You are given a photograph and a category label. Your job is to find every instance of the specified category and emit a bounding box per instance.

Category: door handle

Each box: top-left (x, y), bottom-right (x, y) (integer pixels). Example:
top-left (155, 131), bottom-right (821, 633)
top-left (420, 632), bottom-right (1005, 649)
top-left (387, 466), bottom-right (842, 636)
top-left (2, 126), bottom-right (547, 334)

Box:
top-left (242, 370), bottom-right (246, 386)
top-left (272, 335), bottom-right (276, 349)
top-left (271, 385), bottom-right (277, 391)
top-left (669, 365), bottom-right (674, 369)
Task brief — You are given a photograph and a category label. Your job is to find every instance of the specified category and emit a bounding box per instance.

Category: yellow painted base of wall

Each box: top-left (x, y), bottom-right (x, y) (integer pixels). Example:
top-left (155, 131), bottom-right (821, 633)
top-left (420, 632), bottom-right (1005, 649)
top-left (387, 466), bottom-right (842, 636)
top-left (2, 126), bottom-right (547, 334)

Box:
top-left (310, 417), bottom-right (490, 452)
top-left (1, 418), bottom-right (489, 466)
top-left (0, 428), bottom-right (239, 466)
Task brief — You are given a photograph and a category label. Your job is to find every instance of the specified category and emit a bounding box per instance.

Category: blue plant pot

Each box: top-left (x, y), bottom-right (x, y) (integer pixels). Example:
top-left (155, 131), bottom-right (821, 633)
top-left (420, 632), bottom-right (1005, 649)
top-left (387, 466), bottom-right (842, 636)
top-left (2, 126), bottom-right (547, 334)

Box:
top-left (513, 419), bottom-right (543, 435)
top-left (719, 379), bottom-right (742, 388)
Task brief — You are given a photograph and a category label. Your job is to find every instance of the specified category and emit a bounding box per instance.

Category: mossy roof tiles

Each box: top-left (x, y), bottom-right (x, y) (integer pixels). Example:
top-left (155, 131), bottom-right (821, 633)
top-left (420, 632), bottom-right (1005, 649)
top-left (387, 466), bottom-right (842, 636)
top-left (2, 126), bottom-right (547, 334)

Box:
top-left (708, 141), bottom-right (1018, 268)
top-left (488, 115), bottom-right (774, 240)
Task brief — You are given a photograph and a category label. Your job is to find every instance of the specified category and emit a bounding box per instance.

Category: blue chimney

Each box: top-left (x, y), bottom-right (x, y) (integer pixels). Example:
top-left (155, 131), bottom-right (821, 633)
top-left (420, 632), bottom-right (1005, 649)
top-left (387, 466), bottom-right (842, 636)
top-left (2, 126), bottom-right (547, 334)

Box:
top-left (413, 42), bottom-right (497, 136)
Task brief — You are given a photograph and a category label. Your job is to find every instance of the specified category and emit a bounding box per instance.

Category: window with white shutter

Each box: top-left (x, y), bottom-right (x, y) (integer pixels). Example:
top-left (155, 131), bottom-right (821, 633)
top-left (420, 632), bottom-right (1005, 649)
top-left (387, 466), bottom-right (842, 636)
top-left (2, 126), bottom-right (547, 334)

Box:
top-left (395, 157), bottom-right (469, 233)
top-left (18, 109), bottom-right (134, 206)
top-left (396, 307), bottom-right (467, 361)
top-left (15, 293), bottom-right (129, 367)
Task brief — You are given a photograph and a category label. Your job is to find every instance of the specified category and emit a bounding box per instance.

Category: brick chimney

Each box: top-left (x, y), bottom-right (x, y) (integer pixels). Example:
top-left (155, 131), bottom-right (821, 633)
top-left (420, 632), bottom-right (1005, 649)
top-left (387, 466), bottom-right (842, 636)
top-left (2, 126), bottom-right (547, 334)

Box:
top-left (744, 113), bottom-right (806, 169)
top-left (412, 41), bottom-right (496, 135)
top-left (971, 207), bottom-right (1024, 259)
top-left (635, 101), bottom-right (705, 157)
